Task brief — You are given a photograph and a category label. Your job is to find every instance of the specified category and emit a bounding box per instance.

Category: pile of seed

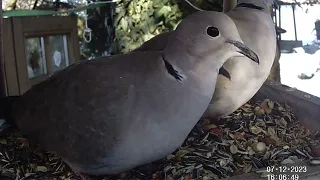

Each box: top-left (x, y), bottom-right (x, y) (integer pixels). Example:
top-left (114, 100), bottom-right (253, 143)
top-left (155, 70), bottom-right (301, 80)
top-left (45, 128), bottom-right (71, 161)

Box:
top-left (0, 99), bottom-right (319, 180)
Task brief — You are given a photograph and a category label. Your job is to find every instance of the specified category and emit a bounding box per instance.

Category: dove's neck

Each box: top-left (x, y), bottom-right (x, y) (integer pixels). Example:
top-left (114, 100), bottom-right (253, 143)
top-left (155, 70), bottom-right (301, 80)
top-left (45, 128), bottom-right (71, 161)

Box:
top-left (236, 0), bottom-right (273, 14)
top-left (162, 36), bottom-right (199, 73)
top-left (163, 45), bottom-right (226, 84)
top-left (163, 35), bottom-right (227, 73)
top-left (163, 33), bottom-right (227, 84)
top-left (162, 50), bottom-right (198, 76)
top-left (163, 49), bottom-right (224, 98)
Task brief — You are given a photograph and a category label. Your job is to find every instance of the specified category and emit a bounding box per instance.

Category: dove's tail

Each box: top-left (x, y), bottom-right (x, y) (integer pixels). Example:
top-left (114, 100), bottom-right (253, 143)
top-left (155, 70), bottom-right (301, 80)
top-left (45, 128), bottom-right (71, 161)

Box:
top-left (0, 96), bottom-right (20, 125)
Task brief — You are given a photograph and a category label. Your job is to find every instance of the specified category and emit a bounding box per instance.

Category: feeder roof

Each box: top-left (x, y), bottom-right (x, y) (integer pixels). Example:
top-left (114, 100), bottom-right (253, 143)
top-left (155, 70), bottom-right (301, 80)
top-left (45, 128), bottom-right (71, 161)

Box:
top-left (2, 1), bottom-right (110, 18)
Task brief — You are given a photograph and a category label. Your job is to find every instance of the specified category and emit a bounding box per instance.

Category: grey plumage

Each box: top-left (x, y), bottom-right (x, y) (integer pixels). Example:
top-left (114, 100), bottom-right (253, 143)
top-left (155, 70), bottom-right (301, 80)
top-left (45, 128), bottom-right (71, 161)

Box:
top-left (136, 0), bottom-right (276, 120)
top-left (203, 0), bottom-right (276, 118)
top-left (0, 11), bottom-right (259, 175)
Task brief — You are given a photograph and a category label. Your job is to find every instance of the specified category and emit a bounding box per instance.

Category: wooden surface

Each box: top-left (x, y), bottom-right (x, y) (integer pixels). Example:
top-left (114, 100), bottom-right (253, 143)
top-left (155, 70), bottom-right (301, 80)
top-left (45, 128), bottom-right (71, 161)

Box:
top-left (3, 19), bottom-right (19, 96)
top-left (22, 16), bottom-right (76, 36)
top-left (12, 18), bottom-right (30, 94)
top-left (70, 18), bottom-right (81, 65)
top-left (279, 40), bottom-right (303, 51)
top-left (224, 80), bottom-right (320, 179)
top-left (0, 6), bottom-right (6, 98)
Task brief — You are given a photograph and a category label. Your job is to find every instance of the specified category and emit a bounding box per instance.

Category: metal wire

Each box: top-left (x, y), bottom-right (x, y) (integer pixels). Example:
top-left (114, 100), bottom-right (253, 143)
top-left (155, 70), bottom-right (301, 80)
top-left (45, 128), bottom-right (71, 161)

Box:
top-left (82, 0), bottom-right (121, 43)
top-left (183, 0), bottom-right (204, 11)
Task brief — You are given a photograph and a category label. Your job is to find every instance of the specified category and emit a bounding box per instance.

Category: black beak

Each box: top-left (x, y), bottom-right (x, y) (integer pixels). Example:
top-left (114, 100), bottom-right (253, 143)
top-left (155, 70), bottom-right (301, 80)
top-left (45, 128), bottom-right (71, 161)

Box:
top-left (225, 39), bottom-right (260, 64)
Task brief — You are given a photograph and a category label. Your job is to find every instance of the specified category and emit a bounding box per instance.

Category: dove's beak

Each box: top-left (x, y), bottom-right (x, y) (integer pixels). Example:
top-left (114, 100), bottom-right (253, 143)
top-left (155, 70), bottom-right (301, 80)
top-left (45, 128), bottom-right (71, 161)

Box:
top-left (225, 39), bottom-right (260, 64)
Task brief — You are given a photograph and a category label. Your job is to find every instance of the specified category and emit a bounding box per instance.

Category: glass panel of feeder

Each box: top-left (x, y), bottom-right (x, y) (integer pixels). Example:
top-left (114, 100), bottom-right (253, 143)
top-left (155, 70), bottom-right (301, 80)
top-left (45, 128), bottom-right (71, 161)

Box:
top-left (49, 35), bottom-right (69, 72)
top-left (25, 37), bottom-right (47, 79)
top-left (279, 5), bottom-right (296, 41)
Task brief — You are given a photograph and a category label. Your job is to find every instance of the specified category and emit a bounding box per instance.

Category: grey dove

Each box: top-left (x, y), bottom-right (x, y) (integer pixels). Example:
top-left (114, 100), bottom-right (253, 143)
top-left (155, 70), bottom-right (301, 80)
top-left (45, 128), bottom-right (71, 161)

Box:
top-left (0, 11), bottom-right (259, 176)
top-left (136, 0), bottom-right (276, 120)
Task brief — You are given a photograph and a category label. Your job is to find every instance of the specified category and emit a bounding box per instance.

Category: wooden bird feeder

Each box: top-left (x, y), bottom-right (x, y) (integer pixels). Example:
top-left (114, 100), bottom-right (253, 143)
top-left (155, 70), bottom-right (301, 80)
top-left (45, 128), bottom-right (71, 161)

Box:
top-left (2, 15), bottom-right (80, 96)
top-left (272, 1), bottom-right (303, 51)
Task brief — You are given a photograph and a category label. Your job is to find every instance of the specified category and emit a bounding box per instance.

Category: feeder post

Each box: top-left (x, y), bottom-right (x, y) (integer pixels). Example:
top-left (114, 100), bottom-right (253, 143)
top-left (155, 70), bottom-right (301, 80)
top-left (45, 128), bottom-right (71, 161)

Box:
top-left (274, 5), bottom-right (277, 26)
top-left (0, 0), bottom-right (5, 98)
top-left (278, 5), bottom-right (282, 40)
top-left (315, 20), bottom-right (320, 40)
top-left (292, 4), bottom-right (298, 41)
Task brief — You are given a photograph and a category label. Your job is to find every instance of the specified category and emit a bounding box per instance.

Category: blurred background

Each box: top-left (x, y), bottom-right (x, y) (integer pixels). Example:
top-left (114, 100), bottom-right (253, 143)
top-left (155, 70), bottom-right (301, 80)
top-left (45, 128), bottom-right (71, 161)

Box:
top-left (2, 0), bottom-right (320, 97)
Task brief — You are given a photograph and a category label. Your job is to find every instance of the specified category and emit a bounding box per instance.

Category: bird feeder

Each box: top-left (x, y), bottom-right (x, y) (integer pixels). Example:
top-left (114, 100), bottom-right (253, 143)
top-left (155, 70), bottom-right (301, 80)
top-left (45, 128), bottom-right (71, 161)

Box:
top-left (2, 15), bottom-right (80, 96)
top-left (316, 20), bottom-right (320, 40)
top-left (272, 0), bottom-right (302, 51)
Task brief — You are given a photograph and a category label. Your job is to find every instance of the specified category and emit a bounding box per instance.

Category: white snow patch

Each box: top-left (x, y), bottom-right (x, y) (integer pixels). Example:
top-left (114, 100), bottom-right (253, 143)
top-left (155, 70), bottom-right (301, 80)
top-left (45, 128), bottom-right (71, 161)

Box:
top-left (280, 50), bottom-right (320, 97)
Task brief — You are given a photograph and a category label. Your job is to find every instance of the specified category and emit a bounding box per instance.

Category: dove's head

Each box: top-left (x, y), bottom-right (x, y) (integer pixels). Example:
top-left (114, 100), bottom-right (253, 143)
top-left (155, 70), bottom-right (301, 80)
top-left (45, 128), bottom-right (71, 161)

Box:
top-left (238, 0), bottom-right (275, 4)
top-left (237, 0), bottom-right (274, 12)
top-left (163, 11), bottom-right (259, 73)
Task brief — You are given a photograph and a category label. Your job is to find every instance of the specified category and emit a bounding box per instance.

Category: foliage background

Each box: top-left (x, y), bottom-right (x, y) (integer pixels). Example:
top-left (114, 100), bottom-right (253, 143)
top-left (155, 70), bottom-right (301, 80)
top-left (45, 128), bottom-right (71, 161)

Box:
top-left (1, 0), bottom-right (318, 59)
top-left (2, 0), bottom-right (224, 59)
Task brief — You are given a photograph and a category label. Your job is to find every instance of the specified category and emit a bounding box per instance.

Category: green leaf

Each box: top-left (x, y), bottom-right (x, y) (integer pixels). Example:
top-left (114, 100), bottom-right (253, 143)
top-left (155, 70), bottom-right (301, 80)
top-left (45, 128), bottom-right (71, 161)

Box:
top-left (120, 17), bottom-right (128, 32)
top-left (154, 6), bottom-right (172, 18)
top-left (152, 0), bottom-right (162, 8)
top-left (131, 14), bottom-right (141, 22)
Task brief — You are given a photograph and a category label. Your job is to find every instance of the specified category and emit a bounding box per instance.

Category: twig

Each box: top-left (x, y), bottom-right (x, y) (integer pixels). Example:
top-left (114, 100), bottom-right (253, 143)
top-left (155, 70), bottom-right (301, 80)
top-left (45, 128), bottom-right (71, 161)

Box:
top-left (183, 0), bottom-right (204, 11)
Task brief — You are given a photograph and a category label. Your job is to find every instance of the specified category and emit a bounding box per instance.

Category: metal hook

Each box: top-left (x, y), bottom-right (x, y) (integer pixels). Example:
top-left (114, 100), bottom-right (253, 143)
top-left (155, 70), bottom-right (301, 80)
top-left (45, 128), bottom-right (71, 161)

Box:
top-left (81, 0), bottom-right (122, 43)
top-left (83, 28), bottom-right (92, 43)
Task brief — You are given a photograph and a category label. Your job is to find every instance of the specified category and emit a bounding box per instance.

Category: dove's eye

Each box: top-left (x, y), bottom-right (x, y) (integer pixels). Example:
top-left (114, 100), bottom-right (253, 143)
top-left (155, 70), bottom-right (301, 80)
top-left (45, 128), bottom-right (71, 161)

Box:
top-left (206, 26), bottom-right (220, 37)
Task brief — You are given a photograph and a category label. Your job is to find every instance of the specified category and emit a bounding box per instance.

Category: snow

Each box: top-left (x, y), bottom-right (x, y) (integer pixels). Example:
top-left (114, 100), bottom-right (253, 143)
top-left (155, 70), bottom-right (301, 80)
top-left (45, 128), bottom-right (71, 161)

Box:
top-left (278, 4), bottom-right (320, 98)
top-left (279, 49), bottom-right (320, 97)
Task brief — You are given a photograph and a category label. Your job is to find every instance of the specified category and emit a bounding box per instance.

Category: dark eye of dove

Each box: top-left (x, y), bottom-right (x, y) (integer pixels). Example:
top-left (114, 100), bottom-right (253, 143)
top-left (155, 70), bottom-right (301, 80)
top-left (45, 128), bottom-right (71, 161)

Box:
top-left (206, 26), bottom-right (220, 37)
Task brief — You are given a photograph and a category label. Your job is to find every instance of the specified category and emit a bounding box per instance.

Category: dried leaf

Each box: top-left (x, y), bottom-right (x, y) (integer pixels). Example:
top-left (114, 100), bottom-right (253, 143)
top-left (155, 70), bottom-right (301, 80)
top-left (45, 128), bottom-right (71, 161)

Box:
top-left (175, 149), bottom-right (191, 158)
top-left (234, 132), bottom-right (245, 140)
top-left (203, 124), bottom-right (217, 131)
top-left (210, 128), bottom-right (223, 135)
top-left (262, 138), bottom-right (277, 146)
top-left (201, 118), bottom-right (211, 126)
top-left (263, 151), bottom-right (271, 160)
top-left (24, 173), bottom-right (33, 177)
top-left (36, 166), bottom-right (48, 172)
top-left (247, 146), bottom-right (255, 156)
top-left (228, 132), bottom-right (235, 139)
top-left (243, 164), bottom-right (252, 173)
top-left (260, 99), bottom-right (274, 114)
top-left (280, 158), bottom-right (295, 165)
top-left (166, 154), bottom-right (175, 160)
top-left (0, 138), bottom-right (7, 144)
top-left (260, 172), bottom-right (274, 178)
top-left (267, 127), bottom-right (277, 137)
top-left (256, 168), bottom-right (268, 173)
top-left (184, 173), bottom-right (192, 180)
top-left (254, 107), bottom-right (265, 115)
top-left (283, 145), bottom-right (290, 149)
top-left (242, 107), bottom-right (252, 113)
top-left (249, 126), bottom-right (262, 135)
top-left (278, 118), bottom-right (288, 128)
